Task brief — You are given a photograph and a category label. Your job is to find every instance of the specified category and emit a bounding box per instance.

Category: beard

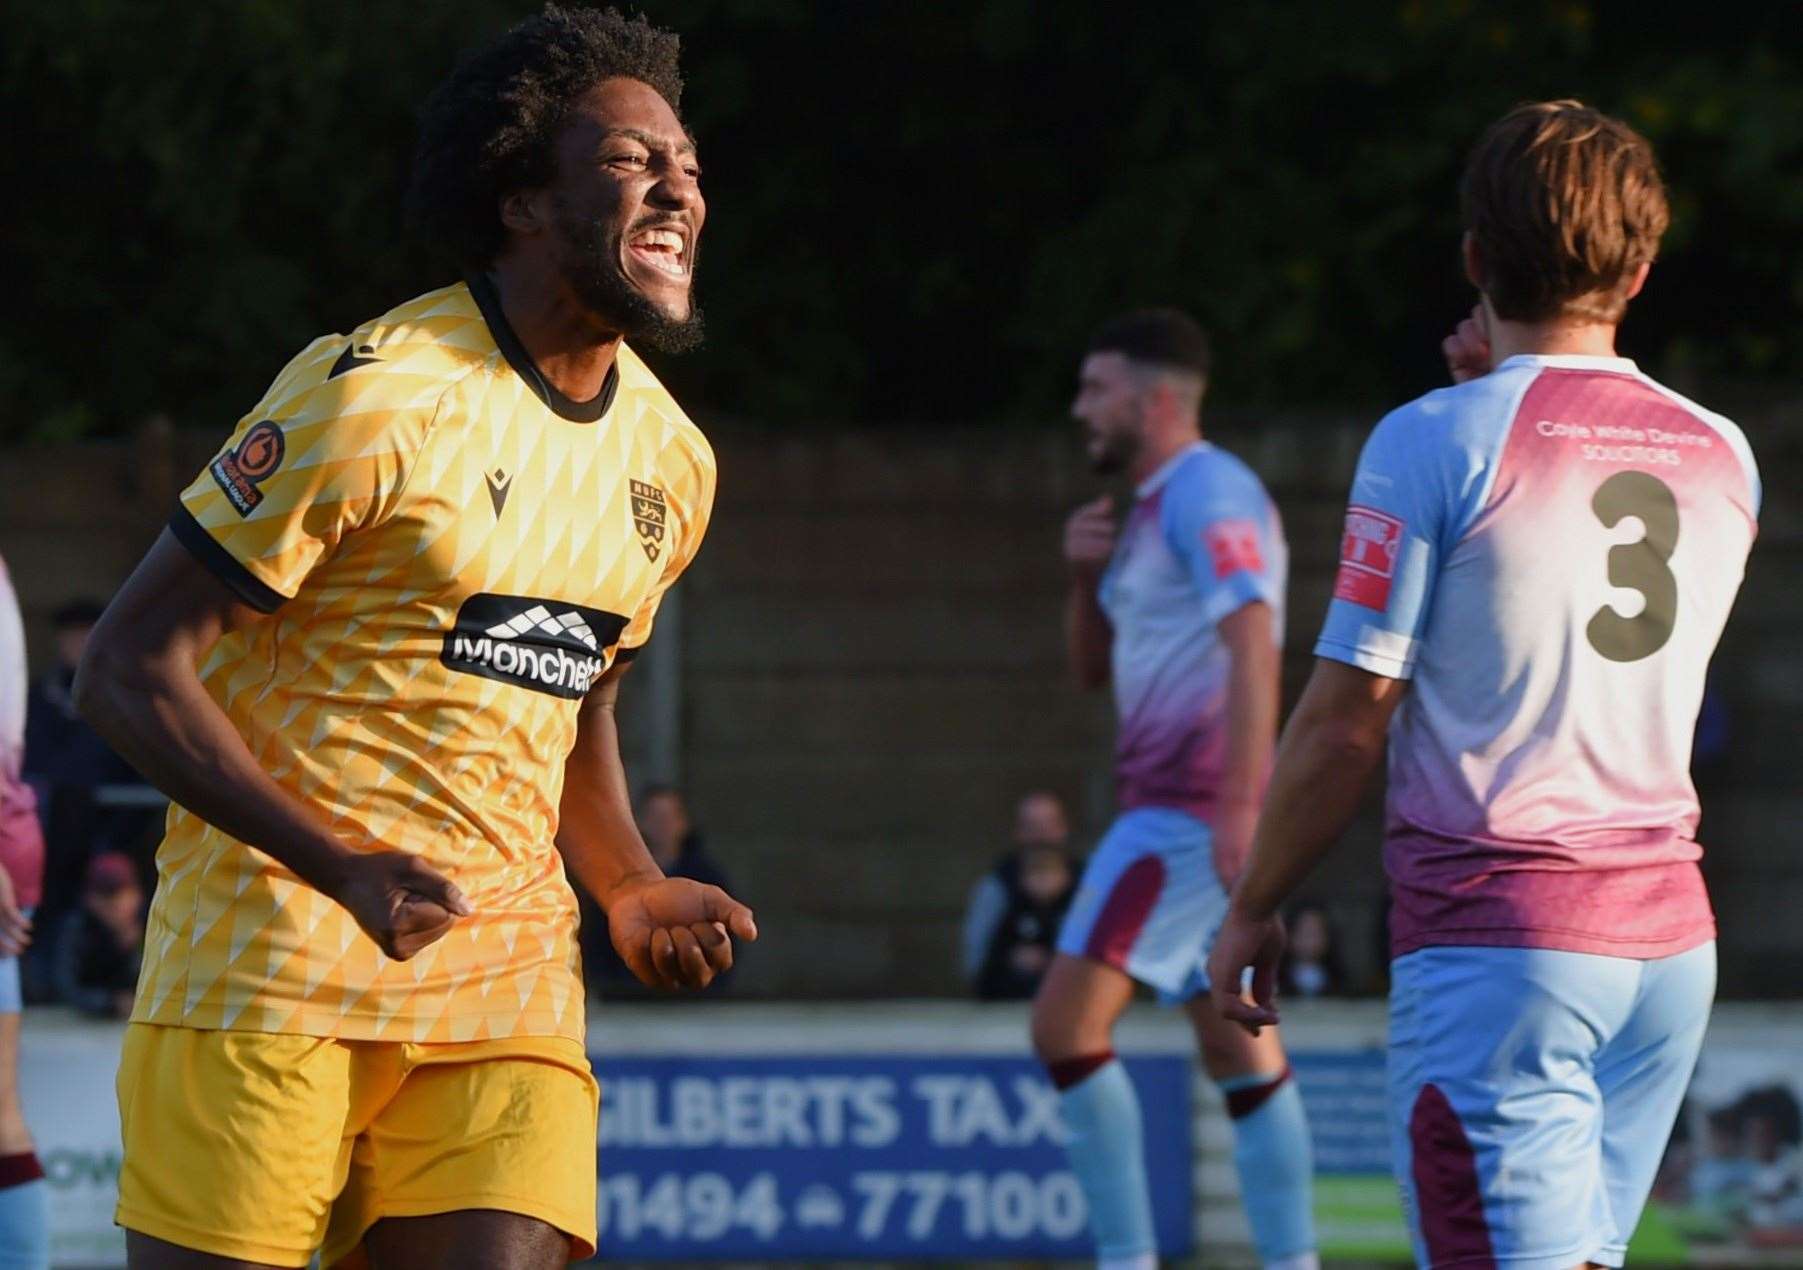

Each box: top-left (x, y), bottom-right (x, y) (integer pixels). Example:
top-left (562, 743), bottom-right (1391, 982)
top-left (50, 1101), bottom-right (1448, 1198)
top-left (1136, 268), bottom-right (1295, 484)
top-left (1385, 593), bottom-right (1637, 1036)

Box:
top-left (1085, 401), bottom-right (1144, 475)
top-left (1087, 429), bottom-right (1137, 476)
top-left (1089, 446), bottom-right (1126, 476)
top-left (556, 205), bottom-right (706, 354)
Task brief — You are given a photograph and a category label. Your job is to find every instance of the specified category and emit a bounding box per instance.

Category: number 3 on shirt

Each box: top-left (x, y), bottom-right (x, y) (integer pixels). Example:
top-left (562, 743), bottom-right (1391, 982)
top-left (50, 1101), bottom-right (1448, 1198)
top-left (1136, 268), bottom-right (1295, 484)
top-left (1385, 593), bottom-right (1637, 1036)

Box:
top-left (1586, 470), bottom-right (1679, 662)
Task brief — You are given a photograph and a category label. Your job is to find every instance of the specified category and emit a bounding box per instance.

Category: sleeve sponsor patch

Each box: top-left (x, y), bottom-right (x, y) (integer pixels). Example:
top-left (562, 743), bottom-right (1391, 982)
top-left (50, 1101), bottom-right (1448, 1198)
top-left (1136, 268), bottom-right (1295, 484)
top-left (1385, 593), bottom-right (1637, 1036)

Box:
top-left (208, 420), bottom-right (286, 516)
top-left (1333, 504), bottom-right (1403, 610)
top-left (1204, 518), bottom-right (1264, 579)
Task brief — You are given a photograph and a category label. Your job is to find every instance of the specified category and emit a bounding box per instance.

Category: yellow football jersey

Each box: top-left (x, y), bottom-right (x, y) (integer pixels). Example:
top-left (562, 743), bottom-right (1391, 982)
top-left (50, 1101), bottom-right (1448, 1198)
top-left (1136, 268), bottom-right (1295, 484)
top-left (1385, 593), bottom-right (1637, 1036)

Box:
top-left (135, 277), bottom-right (714, 1043)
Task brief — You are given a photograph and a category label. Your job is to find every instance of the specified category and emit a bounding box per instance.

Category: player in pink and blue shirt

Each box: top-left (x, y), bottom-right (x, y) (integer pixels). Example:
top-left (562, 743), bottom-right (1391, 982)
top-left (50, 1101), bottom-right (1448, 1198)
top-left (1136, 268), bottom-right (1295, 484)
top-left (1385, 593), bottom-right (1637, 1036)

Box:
top-left (0, 553), bottom-right (49, 1268)
top-left (1034, 310), bottom-right (1317, 1270)
top-left (1209, 102), bottom-right (1759, 1270)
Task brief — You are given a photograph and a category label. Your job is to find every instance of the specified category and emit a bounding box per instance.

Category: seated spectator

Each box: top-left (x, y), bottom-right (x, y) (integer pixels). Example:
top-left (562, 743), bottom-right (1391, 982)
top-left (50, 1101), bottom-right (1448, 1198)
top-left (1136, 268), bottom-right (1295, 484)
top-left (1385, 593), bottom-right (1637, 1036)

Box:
top-left (1277, 903), bottom-right (1346, 999)
top-left (637, 785), bottom-right (730, 888)
top-left (52, 852), bottom-right (143, 1019)
top-left (1692, 1105), bottom-right (1757, 1212)
top-left (1742, 1086), bottom-right (1803, 1234)
top-left (581, 786), bottom-right (734, 996)
top-left (23, 598), bottom-right (145, 985)
top-left (962, 790), bottom-right (1081, 1000)
top-left (24, 598), bottom-right (137, 798)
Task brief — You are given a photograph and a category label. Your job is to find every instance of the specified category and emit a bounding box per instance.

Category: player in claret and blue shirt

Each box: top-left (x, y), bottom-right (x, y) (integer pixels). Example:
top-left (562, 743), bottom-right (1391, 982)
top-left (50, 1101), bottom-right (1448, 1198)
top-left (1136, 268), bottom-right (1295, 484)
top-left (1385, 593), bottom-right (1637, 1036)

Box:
top-left (1036, 310), bottom-right (1317, 1270)
top-left (1209, 101), bottom-right (1760, 1270)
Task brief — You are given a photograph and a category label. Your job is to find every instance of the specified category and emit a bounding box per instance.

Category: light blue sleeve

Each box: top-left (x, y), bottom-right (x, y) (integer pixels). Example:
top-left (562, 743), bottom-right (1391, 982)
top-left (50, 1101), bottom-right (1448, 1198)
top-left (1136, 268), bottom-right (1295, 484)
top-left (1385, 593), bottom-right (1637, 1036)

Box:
top-left (1313, 407), bottom-right (1456, 680)
top-left (1161, 457), bottom-right (1283, 627)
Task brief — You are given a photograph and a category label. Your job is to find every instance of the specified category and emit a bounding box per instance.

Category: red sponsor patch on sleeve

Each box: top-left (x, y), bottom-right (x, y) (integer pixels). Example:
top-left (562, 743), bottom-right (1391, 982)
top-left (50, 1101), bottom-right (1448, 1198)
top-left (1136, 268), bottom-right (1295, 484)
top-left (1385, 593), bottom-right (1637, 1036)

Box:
top-left (1334, 504), bottom-right (1404, 610)
top-left (207, 419), bottom-right (286, 516)
top-left (1204, 518), bottom-right (1264, 579)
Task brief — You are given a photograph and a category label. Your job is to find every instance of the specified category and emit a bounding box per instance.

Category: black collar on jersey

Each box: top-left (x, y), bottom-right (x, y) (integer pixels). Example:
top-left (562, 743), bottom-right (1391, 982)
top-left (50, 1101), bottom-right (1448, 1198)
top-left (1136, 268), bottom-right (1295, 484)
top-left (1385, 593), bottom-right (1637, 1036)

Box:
top-left (466, 272), bottom-right (620, 424)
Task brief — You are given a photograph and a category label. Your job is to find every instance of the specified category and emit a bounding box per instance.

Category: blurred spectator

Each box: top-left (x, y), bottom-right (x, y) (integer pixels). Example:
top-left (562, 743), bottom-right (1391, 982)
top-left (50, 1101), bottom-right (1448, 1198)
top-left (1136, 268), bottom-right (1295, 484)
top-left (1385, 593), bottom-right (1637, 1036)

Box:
top-left (582, 785), bottom-right (735, 996)
top-left (1278, 903), bottom-right (1347, 999)
top-left (961, 790), bottom-right (1081, 1000)
top-left (1687, 1103), bottom-right (1755, 1215)
top-left (1742, 1086), bottom-right (1803, 1233)
top-left (1692, 675), bottom-right (1732, 835)
top-left (52, 852), bottom-right (143, 1019)
top-left (23, 599), bottom-right (122, 792)
top-left (636, 785), bottom-right (730, 889)
top-left (22, 598), bottom-right (146, 984)
top-left (1366, 887), bottom-right (1394, 996)
top-left (1693, 676), bottom-right (1730, 769)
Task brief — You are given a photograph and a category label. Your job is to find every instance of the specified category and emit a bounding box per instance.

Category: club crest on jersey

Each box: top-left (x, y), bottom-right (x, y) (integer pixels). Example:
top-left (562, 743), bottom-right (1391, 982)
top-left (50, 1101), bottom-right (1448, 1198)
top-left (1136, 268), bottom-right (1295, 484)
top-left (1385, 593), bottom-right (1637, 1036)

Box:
top-left (629, 479), bottom-right (667, 562)
top-left (1334, 504), bottom-right (1404, 610)
top-left (441, 593), bottom-right (629, 698)
top-left (208, 420), bottom-right (286, 516)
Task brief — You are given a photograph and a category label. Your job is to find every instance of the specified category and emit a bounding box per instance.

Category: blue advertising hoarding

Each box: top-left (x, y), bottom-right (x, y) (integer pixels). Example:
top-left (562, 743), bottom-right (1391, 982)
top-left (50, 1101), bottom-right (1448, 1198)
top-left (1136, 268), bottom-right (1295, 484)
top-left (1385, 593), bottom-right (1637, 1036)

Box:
top-left (1287, 1049), bottom-right (1414, 1260)
top-left (1289, 1049), bottom-right (1392, 1175)
top-left (589, 1054), bottom-right (1192, 1261)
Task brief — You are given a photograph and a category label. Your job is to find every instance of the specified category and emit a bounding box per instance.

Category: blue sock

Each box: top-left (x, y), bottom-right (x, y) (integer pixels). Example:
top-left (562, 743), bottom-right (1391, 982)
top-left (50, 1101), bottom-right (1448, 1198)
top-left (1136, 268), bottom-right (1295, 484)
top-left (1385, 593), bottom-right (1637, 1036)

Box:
top-left (1219, 1069), bottom-right (1316, 1264)
top-left (1051, 1054), bottom-right (1156, 1261)
top-left (0, 1152), bottom-right (49, 1270)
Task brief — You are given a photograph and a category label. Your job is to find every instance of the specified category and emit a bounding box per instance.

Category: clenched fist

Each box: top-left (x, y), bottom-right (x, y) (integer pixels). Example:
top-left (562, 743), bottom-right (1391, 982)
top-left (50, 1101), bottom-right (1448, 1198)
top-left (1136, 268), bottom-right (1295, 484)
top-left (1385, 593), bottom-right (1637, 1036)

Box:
top-left (607, 877), bottom-right (758, 991)
top-left (1442, 303), bottom-right (1493, 384)
top-left (328, 849), bottom-right (471, 961)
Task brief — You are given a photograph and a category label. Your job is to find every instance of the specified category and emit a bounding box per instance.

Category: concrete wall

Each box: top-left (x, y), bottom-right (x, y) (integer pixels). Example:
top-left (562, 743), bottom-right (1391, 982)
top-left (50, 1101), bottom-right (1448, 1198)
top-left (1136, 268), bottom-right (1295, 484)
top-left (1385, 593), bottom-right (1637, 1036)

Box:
top-left (2, 407), bottom-right (1798, 997)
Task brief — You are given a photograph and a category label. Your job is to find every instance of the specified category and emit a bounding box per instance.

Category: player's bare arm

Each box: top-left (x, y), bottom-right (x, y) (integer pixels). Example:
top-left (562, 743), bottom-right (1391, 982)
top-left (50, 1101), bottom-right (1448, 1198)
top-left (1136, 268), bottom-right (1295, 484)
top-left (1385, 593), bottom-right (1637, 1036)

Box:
top-left (556, 660), bottom-right (755, 992)
top-left (1062, 495), bottom-right (1115, 688)
top-left (1211, 600), bottom-right (1280, 888)
top-left (1206, 658), bottom-right (1405, 1032)
top-left (75, 531), bottom-right (471, 961)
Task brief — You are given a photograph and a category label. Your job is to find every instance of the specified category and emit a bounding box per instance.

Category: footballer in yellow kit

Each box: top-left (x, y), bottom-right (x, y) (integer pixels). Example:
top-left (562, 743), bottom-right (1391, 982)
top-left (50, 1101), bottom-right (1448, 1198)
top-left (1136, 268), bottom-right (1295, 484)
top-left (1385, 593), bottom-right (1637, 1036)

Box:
top-left (78, 10), bottom-right (753, 1269)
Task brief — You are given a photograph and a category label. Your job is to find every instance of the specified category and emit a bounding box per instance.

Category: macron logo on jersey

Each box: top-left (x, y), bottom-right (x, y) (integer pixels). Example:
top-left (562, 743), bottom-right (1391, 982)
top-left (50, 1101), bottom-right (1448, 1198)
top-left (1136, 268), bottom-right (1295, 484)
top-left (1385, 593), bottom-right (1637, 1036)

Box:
top-left (441, 593), bottom-right (628, 699)
top-left (1334, 504), bottom-right (1404, 610)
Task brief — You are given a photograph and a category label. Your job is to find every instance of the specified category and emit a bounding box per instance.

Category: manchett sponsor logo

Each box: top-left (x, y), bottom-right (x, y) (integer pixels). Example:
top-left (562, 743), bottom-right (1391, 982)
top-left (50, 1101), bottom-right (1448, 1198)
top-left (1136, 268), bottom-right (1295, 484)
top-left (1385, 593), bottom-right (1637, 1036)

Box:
top-left (441, 595), bottom-right (627, 699)
top-left (447, 632), bottom-right (605, 694)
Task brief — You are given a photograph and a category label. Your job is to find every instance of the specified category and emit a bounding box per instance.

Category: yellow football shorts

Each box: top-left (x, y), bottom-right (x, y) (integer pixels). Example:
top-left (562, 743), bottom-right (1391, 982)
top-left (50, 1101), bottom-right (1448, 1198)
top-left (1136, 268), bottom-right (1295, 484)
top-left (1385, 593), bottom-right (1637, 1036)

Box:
top-left (115, 1023), bottom-right (599, 1267)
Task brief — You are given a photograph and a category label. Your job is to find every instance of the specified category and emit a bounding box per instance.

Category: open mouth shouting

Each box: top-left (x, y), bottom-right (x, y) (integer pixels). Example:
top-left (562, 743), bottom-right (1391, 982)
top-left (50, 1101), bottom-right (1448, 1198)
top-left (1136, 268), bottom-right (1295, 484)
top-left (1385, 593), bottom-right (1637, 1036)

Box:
top-left (625, 221), bottom-right (692, 284)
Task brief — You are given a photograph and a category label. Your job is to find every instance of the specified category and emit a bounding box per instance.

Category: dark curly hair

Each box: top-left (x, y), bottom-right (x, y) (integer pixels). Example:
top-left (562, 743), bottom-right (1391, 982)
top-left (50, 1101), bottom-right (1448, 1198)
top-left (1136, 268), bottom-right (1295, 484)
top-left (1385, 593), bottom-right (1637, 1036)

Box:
top-left (408, 5), bottom-right (684, 270)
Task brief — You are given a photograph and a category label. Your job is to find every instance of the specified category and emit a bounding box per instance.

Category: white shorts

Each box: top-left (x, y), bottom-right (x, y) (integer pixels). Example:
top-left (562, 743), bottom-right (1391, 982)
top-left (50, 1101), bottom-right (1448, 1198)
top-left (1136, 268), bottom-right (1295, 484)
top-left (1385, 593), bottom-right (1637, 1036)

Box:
top-left (1055, 807), bottom-right (1226, 1003)
top-left (1388, 941), bottom-right (1715, 1269)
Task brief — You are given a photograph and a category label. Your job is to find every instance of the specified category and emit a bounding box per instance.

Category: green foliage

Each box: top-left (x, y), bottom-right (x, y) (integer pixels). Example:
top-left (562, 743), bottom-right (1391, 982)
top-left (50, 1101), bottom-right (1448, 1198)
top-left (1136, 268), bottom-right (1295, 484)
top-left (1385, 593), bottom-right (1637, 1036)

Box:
top-left (2, 1), bottom-right (1799, 438)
